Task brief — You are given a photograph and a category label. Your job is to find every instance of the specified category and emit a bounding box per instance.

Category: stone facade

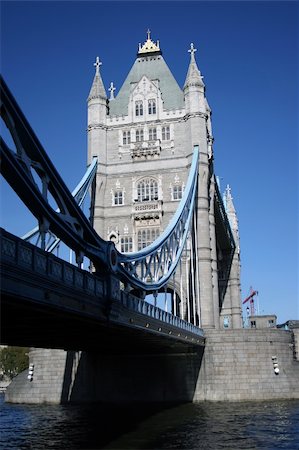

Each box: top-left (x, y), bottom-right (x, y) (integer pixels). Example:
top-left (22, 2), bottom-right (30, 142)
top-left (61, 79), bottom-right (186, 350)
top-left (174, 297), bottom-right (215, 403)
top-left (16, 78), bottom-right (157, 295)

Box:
top-left (87, 33), bottom-right (242, 329)
top-left (5, 349), bottom-right (68, 404)
top-left (195, 329), bottom-right (299, 401)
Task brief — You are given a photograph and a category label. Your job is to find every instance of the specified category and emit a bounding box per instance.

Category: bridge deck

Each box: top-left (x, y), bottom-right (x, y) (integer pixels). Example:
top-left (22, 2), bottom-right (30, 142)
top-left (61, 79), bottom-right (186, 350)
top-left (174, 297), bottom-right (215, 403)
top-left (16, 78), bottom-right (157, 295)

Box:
top-left (1, 228), bottom-right (204, 353)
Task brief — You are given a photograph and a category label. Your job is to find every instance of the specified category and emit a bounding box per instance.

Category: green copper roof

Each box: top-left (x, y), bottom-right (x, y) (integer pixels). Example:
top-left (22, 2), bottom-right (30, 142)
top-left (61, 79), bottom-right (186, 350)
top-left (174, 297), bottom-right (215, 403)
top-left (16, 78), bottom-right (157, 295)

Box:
top-left (109, 55), bottom-right (184, 116)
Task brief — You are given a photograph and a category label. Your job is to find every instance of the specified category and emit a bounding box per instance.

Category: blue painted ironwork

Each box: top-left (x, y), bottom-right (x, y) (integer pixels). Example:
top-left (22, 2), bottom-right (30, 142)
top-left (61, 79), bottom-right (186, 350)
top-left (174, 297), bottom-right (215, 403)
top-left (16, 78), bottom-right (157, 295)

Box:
top-left (117, 147), bottom-right (199, 290)
top-left (0, 76), bottom-right (199, 298)
top-left (0, 76), bottom-right (117, 271)
top-left (22, 157), bottom-right (98, 253)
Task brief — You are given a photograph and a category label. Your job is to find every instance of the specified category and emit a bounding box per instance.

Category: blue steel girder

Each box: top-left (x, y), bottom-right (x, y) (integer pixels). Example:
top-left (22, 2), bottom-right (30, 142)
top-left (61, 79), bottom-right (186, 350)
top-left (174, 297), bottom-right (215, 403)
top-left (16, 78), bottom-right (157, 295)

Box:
top-left (117, 147), bottom-right (199, 291)
top-left (0, 76), bottom-right (116, 271)
top-left (22, 156), bottom-right (98, 253)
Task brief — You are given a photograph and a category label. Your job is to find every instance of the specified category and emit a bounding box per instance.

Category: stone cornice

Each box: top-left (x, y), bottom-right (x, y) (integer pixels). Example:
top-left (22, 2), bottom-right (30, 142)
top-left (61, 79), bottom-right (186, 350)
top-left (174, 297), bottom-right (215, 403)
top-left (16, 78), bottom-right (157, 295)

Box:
top-left (88, 124), bottom-right (108, 131)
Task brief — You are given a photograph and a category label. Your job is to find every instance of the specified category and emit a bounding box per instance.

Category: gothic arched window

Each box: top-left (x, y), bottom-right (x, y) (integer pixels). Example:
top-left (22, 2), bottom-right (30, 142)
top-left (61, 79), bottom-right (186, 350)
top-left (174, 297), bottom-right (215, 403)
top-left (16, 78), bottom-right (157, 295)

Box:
top-left (137, 178), bottom-right (158, 202)
top-left (122, 131), bottom-right (131, 145)
top-left (149, 127), bottom-right (157, 141)
top-left (135, 100), bottom-right (143, 116)
top-left (135, 129), bottom-right (144, 142)
top-left (162, 126), bottom-right (170, 141)
top-left (148, 99), bottom-right (156, 115)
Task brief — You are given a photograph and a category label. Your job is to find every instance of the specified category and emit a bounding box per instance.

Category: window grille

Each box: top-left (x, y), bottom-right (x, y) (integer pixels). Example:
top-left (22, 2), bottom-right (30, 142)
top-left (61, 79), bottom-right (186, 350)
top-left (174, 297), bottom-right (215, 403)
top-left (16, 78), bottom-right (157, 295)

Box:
top-left (114, 191), bottom-right (123, 205)
top-left (121, 236), bottom-right (133, 252)
top-left (173, 185), bottom-right (182, 200)
top-left (137, 178), bottom-right (158, 202)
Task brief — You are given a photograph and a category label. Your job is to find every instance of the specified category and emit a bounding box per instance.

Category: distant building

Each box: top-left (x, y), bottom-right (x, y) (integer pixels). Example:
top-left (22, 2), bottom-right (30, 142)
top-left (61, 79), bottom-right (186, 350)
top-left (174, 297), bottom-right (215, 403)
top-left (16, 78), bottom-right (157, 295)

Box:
top-left (249, 315), bottom-right (277, 329)
top-left (87, 32), bottom-right (242, 329)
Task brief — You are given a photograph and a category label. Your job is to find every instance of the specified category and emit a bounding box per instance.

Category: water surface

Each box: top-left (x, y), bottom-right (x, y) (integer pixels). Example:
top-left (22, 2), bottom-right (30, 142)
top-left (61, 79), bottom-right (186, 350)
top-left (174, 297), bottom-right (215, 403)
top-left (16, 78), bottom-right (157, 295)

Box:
top-left (1, 394), bottom-right (298, 449)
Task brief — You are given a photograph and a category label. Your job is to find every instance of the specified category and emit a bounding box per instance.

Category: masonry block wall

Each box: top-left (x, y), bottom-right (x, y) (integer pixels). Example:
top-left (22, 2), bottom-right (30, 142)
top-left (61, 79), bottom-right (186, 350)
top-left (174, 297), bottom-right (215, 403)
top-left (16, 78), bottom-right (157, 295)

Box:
top-left (5, 349), bottom-right (67, 404)
top-left (6, 348), bottom-right (203, 404)
top-left (6, 330), bottom-right (299, 404)
top-left (195, 329), bottom-right (299, 401)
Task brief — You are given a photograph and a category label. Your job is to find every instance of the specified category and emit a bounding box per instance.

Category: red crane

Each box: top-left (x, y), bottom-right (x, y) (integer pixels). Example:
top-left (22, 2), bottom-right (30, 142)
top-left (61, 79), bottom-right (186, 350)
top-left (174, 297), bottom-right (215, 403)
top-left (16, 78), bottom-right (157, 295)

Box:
top-left (243, 287), bottom-right (258, 316)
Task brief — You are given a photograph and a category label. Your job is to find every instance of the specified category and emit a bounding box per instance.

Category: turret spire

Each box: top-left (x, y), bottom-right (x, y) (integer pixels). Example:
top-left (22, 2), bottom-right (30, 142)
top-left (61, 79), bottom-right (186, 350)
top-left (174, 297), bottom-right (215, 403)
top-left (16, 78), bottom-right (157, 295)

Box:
top-left (88, 56), bottom-right (107, 101)
top-left (184, 42), bottom-right (204, 90)
top-left (108, 82), bottom-right (116, 100)
top-left (224, 184), bottom-right (238, 235)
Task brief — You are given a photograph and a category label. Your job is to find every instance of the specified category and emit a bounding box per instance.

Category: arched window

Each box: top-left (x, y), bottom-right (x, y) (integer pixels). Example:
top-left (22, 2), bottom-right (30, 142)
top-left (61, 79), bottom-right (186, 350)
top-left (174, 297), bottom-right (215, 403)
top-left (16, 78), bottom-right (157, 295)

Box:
top-left (149, 127), bottom-right (157, 141)
top-left (122, 131), bottom-right (131, 145)
top-left (135, 101), bottom-right (143, 116)
top-left (135, 129), bottom-right (144, 142)
top-left (137, 178), bottom-right (158, 202)
top-left (162, 126), bottom-right (170, 141)
top-left (148, 99), bottom-right (156, 115)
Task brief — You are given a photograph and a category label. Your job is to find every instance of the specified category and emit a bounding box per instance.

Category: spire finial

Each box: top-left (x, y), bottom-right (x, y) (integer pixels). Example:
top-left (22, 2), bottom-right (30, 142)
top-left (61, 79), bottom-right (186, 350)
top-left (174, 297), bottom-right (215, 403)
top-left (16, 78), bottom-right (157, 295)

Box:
top-left (138, 30), bottom-right (161, 55)
top-left (108, 82), bottom-right (116, 100)
top-left (188, 43), bottom-right (197, 60)
top-left (94, 56), bottom-right (102, 75)
top-left (226, 184), bottom-right (232, 197)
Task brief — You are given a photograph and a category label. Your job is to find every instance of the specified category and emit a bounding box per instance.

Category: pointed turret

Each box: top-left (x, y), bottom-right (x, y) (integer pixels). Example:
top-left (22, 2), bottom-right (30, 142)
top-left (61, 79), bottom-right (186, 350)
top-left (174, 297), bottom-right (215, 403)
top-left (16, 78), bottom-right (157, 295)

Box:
top-left (222, 184), bottom-right (242, 328)
top-left (87, 57), bottom-right (108, 164)
top-left (88, 57), bottom-right (107, 101)
top-left (184, 43), bottom-right (205, 113)
top-left (184, 43), bottom-right (204, 89)
top-left (224, 185), bottom-right (239, 242)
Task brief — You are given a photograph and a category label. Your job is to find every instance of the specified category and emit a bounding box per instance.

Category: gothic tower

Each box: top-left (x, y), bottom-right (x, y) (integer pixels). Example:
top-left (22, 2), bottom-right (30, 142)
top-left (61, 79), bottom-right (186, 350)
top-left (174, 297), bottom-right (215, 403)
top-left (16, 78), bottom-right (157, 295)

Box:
top-left (87, 32), bottom-right (242, 329)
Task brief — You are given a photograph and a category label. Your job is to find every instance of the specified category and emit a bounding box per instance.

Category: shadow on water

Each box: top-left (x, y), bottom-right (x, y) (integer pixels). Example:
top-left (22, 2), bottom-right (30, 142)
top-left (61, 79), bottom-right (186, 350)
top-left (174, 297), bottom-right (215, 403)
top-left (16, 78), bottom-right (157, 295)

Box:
top-left (1, 394), bottom-right (299, 449)
top-left (0, 393), bottom-right (191, 449)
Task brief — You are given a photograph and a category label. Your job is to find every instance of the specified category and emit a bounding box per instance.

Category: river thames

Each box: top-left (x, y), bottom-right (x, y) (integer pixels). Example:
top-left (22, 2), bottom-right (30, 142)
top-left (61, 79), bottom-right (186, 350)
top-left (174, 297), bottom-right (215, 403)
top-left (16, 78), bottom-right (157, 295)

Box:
top-left (1, 394), bottom-right (298, 449)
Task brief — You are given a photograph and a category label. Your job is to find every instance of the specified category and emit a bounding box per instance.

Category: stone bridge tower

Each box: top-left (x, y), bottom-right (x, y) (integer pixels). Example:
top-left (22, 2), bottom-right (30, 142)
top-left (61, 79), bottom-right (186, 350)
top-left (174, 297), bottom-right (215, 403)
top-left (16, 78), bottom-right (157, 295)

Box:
top-left (87, 32), bottom-right (242, 329)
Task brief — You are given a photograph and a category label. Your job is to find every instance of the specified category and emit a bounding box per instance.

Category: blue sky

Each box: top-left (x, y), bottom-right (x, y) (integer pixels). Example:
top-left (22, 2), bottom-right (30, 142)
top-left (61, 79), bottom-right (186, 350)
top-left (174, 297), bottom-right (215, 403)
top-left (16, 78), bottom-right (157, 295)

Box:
top-left (1, 1), bottom-right (298, 323)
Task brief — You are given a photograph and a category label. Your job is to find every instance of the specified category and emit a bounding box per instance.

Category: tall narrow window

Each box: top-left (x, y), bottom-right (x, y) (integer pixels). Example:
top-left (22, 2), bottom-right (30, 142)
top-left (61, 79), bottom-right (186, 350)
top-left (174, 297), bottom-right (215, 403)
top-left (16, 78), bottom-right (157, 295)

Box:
top-left (114, 191), bottom-right (123, 205)
top-left (149, 127), bottom-right (157, 141)
top-left (162, 126), bottom-right (170, 141)
top-left (173, 185), bottom-right (183, 200)
top-left (148, 99), bottom-right (156, 115)
top-left (122, 131), bottom-right (131, 145)
top-left (136, 129), bottom-right (144, 142)
top-left (135, 100), bottom-right (143, 116)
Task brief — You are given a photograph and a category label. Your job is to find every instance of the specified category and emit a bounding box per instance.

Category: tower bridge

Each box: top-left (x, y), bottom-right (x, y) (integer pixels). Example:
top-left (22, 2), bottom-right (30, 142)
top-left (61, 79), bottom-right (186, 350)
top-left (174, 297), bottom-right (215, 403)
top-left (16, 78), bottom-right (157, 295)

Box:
top-left (4, 34), bottom-right (297, 404)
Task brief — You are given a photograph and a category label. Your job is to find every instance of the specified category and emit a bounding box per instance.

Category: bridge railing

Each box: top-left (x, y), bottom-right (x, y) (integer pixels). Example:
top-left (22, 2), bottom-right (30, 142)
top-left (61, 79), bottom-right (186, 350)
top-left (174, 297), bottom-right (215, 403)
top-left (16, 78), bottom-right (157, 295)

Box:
top-left (120, 290), bottom-right (203, 336)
